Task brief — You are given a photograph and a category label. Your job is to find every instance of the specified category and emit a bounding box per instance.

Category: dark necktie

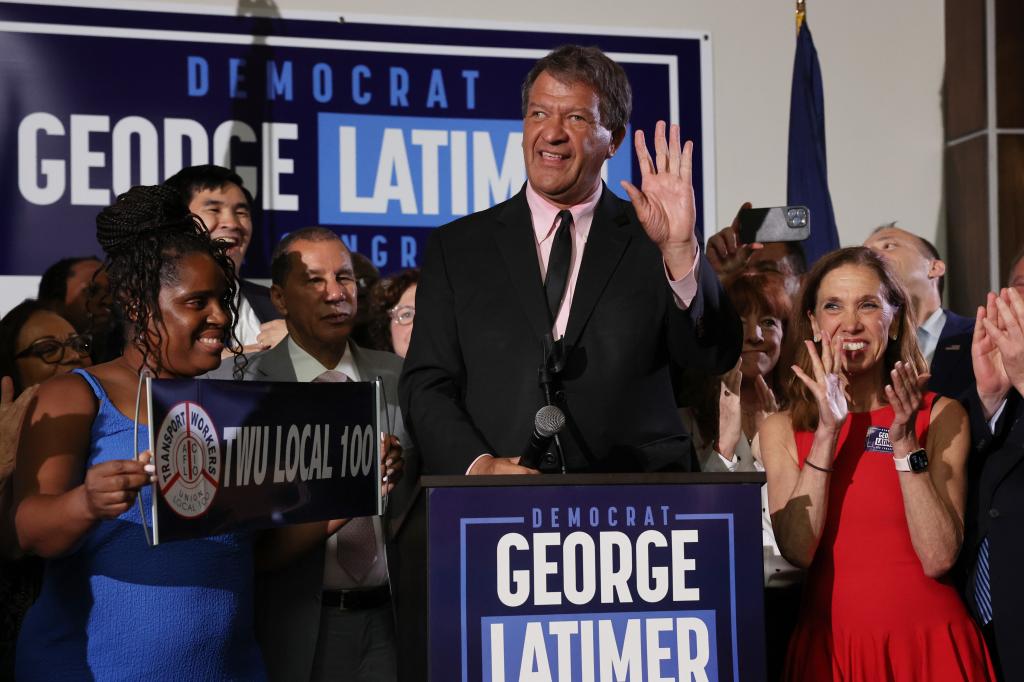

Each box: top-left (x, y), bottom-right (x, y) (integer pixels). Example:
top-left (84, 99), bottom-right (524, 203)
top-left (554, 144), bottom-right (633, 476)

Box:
top-left (545, 210), bottom-right (573, 323)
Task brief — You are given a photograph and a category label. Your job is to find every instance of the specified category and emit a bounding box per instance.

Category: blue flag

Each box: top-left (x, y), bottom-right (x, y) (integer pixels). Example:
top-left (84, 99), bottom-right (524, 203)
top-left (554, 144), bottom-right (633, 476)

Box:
top-left (787, 22), bottom-right (839, 265)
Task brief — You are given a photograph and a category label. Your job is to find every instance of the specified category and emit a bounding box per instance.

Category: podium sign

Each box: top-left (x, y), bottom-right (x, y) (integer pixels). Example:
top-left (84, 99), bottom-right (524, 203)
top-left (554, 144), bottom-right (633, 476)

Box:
top-left (426, 477), bottom-right (765, 682)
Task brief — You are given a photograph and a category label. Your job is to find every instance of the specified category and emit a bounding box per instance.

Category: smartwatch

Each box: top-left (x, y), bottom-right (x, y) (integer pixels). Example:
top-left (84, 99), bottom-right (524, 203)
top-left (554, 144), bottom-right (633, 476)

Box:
top-left (893, 448), bottom-right (929, 473)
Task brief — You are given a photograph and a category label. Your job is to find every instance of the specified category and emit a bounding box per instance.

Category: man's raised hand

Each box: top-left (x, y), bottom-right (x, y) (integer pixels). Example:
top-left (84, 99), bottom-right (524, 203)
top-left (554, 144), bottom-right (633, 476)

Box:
top-left (621, 121), bottom-right (698, 279)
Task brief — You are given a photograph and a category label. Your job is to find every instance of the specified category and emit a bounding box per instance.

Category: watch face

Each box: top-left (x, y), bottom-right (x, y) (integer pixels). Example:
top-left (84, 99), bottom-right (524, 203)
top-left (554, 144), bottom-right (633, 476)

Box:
top-left (909, 450), bottom-right (929, 472)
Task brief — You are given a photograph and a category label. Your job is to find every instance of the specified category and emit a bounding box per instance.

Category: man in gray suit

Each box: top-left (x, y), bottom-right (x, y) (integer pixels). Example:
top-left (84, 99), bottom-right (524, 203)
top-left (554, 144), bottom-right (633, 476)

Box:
top-left (212, 227), bottom-right (415, 682)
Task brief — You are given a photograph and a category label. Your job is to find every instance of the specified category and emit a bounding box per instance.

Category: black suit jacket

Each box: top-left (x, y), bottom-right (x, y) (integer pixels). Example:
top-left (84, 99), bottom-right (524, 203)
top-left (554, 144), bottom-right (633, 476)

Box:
top-left (963, 389), bottom-right (1024, 680)
top-left (239, 279), bottom-right (282, 323)
top-left (928, 309), bottom-right (974, 400)
top-left (399, 185), bottom-right (741, 474)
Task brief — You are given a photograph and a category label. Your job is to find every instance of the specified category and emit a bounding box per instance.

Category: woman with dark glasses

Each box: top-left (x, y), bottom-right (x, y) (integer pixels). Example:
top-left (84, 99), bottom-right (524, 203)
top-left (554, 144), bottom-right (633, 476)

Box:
top-left (1, 300), bottom-right (91, 395)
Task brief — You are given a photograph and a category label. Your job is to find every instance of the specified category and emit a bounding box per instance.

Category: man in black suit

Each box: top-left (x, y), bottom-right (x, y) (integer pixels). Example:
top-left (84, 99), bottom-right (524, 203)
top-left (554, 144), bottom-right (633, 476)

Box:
top-left (962, 287), bottom-right (1024, 680)
top-left (865, 223), bottom-right (974, 398)
top-left (399, 45), bottom-right (741, 476)
top-left (164, 164), bottom-right (286, 353)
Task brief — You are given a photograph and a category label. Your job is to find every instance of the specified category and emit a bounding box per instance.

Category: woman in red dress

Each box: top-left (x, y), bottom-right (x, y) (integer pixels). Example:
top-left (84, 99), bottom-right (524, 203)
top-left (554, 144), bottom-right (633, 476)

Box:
top-left (761, 247), bottom-right (994, 681)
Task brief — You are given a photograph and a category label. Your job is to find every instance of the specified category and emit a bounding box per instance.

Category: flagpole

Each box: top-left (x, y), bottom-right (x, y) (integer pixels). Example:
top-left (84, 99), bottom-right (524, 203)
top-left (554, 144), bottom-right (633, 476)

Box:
top-left (796, 0), bottom-right (806, 32)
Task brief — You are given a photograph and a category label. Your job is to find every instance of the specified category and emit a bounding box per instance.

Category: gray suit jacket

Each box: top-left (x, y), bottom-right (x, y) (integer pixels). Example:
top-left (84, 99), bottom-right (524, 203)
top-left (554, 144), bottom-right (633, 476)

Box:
top-left (212, 338), bottom-right (417, 682)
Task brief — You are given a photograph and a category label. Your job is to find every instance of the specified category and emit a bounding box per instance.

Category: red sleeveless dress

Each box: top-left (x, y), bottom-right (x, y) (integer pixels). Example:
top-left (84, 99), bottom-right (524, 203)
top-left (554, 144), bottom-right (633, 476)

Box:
top-left (784, 393), bottom-right (994, 681)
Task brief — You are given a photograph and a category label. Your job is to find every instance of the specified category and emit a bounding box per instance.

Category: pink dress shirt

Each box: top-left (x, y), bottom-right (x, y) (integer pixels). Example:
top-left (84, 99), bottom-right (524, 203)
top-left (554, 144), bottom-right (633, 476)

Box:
top-left (525, 180), bottom-right (700, 339)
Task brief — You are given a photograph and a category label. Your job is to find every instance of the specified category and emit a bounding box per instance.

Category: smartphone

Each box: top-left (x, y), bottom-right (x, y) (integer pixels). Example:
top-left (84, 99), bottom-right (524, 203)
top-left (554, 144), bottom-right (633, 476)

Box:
top-left (737, 206), bottom-right (811, 243)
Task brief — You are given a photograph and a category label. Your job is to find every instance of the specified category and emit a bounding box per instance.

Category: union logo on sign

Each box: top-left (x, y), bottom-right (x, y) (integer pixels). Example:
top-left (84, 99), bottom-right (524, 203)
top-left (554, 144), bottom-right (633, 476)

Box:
top-left (155, 401), bottom-right (221, 518)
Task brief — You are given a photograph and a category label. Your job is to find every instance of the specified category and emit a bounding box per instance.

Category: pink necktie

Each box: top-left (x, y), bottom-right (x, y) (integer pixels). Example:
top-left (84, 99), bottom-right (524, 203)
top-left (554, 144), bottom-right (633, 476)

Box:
top-left (311, 368), bottom-right (378, 584)
top-left (312, 369), bottom-right (352, 384)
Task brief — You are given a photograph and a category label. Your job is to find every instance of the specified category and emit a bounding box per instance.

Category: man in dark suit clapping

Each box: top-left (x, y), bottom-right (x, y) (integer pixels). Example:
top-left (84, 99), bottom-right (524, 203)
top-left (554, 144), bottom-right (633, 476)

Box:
top-left (962, 286), bottom-right (1024, 680)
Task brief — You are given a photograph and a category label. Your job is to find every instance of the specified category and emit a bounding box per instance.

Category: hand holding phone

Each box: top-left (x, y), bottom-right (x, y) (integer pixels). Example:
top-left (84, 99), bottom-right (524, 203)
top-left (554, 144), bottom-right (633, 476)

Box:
top-left (707, 202), bottom-right (761, 277)
top-left (737, 206), bottom-right (811, 244)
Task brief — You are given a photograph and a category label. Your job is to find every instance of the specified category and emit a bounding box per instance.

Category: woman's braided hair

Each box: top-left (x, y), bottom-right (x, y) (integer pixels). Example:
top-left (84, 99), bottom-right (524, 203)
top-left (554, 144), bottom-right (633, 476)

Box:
top-left (95, 184), bottom-right (241, 375)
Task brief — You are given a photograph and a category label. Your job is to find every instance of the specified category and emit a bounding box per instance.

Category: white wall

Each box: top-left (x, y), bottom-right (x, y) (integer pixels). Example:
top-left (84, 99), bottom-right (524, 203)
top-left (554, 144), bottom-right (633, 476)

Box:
top-left (1, 0), bottom-right (946, 314)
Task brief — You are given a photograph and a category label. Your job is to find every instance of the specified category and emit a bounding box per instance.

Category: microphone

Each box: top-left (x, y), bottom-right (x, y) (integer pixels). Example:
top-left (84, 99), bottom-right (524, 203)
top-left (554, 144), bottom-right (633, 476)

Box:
top-left (519, 404), bottom-right (566, 470)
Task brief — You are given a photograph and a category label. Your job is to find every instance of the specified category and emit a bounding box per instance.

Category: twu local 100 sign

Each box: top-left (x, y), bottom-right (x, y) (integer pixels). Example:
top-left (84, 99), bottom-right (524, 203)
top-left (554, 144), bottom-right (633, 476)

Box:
top-left (428, 481), bottom-right (766, 682)
top-left (147, 378), bottom-right (382, 544)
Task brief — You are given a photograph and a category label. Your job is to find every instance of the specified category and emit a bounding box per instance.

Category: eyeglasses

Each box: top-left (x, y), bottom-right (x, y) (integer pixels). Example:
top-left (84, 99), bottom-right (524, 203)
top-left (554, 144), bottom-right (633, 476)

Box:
top-left (15, 334), bottom-right (92, 363)
top-left (389, 305), bottom-right (415, 326)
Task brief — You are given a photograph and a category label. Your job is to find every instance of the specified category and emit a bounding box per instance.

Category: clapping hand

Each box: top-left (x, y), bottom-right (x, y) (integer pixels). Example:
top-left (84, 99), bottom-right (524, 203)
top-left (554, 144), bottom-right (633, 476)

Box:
top-left (620, 121), bottom-right (698, 279)
top-left (753, 375), bottom-right (780, 432)
top-left (791, 331), bottom-right (850, 432)
top-left (1, 378), bottom-right (38, 482)
top-left (980, 288), bottom-right (1024, 401)
top-left (716, 361), bottom-right (743, 458)
top-left (885, 361), bottom-right (931, 454)
top-left (973, 292), bottom-right (1011, 420)
top-left (256, 319), bottom-right (288, 350)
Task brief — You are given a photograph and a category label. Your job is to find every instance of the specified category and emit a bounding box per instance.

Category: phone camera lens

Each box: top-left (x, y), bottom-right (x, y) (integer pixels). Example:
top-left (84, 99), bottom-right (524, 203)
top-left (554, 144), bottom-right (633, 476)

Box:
top-left (787, 208), bottom-right (807, 227)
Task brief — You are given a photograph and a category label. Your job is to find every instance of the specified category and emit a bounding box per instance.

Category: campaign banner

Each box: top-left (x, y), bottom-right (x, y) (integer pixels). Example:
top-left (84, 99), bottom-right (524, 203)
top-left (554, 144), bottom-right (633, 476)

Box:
top-left (427, 481), bottom-right (765, 682)
top-left (147, 377), bottom-right (381, 544)
top-left (0, 2), bottom-right (713, 285)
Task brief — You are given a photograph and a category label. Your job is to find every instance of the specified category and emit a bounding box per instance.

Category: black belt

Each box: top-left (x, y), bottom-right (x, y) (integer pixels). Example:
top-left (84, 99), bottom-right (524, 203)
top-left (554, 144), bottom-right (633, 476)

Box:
top-left (321, 585), bottom-right (391, 611)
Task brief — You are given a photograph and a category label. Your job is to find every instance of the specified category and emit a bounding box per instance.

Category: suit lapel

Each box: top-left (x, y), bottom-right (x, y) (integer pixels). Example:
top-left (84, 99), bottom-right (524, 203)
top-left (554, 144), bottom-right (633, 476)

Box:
top-left (253, 338), bottom-right (298, 382)
top-left (349, 342), bottom-right (383, 383)
top-left (493, 190), bottom-right (551, 341)
top-left (980, 407), bottom-right (1024, 508)
top-left (563, 188), bottom-right (632, 348)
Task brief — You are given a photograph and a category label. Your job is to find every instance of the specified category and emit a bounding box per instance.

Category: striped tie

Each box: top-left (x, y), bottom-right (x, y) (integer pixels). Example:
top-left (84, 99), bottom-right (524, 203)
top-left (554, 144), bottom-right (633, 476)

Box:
top-left (973, 536), bottom-right (993, 625)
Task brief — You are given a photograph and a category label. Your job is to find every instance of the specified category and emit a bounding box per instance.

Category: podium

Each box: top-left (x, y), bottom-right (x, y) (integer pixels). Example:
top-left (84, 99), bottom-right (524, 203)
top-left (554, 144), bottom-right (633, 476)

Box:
top-left (394, 473), bottom-right (766, 682)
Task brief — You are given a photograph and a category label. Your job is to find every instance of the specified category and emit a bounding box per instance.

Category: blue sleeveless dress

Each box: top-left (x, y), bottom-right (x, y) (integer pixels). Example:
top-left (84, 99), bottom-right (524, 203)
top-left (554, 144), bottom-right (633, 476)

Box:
top-left (16, 369), bottom-right (266, 681)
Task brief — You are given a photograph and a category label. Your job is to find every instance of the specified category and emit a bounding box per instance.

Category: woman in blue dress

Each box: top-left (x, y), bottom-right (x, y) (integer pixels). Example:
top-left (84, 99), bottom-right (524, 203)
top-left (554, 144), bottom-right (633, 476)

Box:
top-left (11, 185), bottom-right (267, 681)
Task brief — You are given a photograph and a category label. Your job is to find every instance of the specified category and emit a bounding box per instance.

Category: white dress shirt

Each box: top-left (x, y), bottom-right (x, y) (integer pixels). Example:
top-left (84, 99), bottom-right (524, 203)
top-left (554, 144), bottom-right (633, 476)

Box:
top-left (916, 307), bottom-right (947, 366)
top-left (234, 291), bottom-right (263, 348)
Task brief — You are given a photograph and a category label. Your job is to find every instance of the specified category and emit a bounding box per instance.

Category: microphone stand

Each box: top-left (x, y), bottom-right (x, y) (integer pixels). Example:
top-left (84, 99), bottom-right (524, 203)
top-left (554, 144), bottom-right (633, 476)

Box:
top-left (539, 335), bottom-right (568, 474)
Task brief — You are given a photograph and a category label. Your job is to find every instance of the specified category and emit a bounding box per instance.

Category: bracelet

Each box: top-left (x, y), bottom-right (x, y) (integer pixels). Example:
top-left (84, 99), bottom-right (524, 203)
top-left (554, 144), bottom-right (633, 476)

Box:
top-left (804, 458), bottom-right (833, 473)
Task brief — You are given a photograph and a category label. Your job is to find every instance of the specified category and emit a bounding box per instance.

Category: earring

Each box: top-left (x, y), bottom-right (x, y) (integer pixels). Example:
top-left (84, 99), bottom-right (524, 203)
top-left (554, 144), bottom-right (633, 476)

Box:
top-left (813, 333), bottom-right (821, 343)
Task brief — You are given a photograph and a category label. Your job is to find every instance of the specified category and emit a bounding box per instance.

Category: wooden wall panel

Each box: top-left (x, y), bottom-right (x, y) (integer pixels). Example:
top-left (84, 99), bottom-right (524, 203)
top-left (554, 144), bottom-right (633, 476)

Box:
top-left (945, 136), bottom-right (989, 313)
top-left (945, 0), bottom-right (987, 140)
top-left (998, 135), bottom-right (1024, 280)
top-left (996, 0), bottom-right (1024, 128)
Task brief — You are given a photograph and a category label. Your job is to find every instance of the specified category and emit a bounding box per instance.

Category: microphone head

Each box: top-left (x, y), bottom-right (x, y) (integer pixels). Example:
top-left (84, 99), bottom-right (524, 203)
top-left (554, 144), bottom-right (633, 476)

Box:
top-left (534, 404), bottom-right (566, 438)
